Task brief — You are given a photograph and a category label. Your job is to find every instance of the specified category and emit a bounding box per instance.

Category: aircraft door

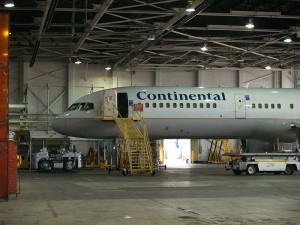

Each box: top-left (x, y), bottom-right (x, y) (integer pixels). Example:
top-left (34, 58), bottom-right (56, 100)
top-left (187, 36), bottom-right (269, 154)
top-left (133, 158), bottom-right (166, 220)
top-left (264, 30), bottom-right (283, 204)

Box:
top-left (117, 93), bottom-right (128, 118)
top-left (234, 94), bottom-right (246, 119)
top-left (103, 90), bottom-right (117, 119)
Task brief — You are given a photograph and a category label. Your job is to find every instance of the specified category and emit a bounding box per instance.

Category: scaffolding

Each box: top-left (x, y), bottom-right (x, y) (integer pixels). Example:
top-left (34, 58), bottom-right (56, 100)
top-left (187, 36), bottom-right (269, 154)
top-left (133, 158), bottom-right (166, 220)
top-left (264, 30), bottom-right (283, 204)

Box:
top-left (208, 139), bottom-right (232, 163)
top-left (115, 112), bottom-right (154, 175)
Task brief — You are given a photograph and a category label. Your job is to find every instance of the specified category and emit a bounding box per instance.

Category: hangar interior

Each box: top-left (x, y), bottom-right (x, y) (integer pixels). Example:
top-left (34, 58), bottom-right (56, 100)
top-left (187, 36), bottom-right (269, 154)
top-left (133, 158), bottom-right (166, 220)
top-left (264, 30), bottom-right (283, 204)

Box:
top-left (3, 0), bottom-right (300, 169)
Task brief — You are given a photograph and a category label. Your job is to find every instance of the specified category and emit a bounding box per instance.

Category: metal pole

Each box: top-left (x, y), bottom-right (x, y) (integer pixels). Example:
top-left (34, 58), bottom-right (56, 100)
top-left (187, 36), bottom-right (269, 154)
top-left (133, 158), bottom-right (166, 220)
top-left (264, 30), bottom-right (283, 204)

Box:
top-left (29, 141), bottom-right (32, 170)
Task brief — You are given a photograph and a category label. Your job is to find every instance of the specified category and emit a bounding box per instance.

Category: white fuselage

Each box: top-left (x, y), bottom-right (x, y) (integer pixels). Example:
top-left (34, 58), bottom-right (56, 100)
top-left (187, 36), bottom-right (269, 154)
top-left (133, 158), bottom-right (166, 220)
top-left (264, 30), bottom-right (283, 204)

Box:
top-left (51, 87), bottom-right (300, 142)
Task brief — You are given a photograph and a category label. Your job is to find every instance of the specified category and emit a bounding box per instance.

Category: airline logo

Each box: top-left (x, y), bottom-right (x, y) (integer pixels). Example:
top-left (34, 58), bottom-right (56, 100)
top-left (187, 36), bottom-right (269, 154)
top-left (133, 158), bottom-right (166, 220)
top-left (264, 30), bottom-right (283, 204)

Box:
top-left (137, 91), bottom-right (226, 101)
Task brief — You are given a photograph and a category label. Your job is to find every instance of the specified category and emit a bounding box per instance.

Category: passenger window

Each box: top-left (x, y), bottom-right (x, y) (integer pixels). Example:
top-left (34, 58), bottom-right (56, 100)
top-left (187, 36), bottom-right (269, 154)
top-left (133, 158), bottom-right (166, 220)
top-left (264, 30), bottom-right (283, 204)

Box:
top-left (68, 103), bottom-right (79, 111)
top-left (200, 103), bottom-right (203, 108)
top-left (85, 103), bottom-right (94, 111)
top-left (173, 103), bottom-right (177, 108)
top-left (271, 104), bottom-right (275, 109)
top-left (213, 103), bottom-right (217, 108)
top-left (193, 103), bottom-right (197, 108)
top-left (153, 103), bottom-right (156, 108)
top-left (159, 103), bottom-right (163, 108)
top-left (166, 103), bottom-right (170, 108)
top-left (206, 103), bottom-right (210, 108)
top-left (145, 103), bottom-right (149, 108)
top-left (252, 103), bottom-right (255, 109)
top-left (265, 104), bottom-right (268, 109)
top-left (180, 103), bottom-right (183, 108)
top-left (290, 104), bottom-right (294, 109)
top-left (277, 104), bottom-right (281, 109)
top-left (258, 103), bottom-right (262, 109)
top-left (186, 103), bottom-right (190, 108)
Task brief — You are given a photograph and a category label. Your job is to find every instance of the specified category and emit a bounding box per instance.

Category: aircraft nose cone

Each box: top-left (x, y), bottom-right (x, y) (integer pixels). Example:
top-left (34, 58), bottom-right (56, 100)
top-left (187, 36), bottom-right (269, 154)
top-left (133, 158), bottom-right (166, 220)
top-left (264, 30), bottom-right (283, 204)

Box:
top-left (51, 117), bottom-right (65, 134)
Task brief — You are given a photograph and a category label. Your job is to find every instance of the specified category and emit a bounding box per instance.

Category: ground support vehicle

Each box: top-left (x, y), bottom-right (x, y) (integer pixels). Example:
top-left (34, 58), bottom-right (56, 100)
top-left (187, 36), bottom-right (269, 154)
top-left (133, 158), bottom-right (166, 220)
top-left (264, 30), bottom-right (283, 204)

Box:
top-left (224, 152), bottom-right (300, 175)
top-left (33, 148), bottom-right (82, 172)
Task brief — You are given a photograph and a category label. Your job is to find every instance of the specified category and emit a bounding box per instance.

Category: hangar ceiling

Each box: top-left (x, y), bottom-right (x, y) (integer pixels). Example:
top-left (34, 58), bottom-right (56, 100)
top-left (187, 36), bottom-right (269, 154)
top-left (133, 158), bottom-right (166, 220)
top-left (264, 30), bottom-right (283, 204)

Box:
top-left (2, 0), bottom-right (300, 71)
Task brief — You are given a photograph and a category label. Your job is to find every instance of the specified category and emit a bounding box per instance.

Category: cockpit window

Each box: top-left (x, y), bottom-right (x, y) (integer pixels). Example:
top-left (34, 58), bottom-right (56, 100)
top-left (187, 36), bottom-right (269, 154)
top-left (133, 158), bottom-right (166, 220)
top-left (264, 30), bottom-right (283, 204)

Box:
top-left (85, 103), bottom-right (94, 111)
top-left (77, 103), bottom-right (86, 111)
top-left (67, 102), bottom-right (94, 111)
top-left (67, 103), bottom-right (79, 111)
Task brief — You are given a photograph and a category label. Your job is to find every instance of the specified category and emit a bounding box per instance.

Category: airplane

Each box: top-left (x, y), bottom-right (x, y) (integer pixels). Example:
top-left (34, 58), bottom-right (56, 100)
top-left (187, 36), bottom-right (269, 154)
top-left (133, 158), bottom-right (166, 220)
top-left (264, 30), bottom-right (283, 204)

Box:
top-left (51, 86), bottom-right (300, 150)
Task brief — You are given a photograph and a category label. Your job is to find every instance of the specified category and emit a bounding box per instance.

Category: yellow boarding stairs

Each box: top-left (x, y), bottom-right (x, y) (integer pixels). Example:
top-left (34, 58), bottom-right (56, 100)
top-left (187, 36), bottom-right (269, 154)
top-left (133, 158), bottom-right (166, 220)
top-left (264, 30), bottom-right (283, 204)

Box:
top-left (208, 139), bottom-right (232, 164)
top-left (114, 112), bottom-right (155, 176)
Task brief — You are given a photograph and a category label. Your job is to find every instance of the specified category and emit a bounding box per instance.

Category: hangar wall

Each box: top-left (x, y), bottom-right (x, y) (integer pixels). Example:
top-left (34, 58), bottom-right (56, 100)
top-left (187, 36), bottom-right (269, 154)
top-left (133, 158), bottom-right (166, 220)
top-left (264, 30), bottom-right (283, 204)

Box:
top-left (8, 61), bottom-right (297, 155)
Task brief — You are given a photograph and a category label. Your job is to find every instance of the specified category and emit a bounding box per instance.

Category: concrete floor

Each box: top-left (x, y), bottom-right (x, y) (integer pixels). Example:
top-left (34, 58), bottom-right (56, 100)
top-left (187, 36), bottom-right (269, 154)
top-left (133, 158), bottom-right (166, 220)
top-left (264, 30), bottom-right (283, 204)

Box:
top-left (1, 164), bottom-right (300, 225)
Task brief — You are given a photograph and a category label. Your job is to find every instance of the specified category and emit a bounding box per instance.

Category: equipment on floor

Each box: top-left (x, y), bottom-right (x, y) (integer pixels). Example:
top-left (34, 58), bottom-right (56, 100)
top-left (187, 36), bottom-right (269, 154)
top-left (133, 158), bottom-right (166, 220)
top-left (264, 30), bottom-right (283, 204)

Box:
top-left (224, 152), bottom-right (300, 175)
top-left (33, 147), bottom-right (82, 172)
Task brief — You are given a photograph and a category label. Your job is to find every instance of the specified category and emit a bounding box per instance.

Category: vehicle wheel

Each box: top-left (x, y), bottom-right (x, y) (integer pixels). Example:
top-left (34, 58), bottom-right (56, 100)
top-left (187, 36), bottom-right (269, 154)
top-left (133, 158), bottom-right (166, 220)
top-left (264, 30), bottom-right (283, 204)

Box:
top-left (232, 169), bottom-right (243, 175)
top-left (38, 160), bottom-right (51, 172)
top-left (284, 165), bottom-right (294, 175)
top-left (122, 168), bottom-right (128, 176)
top-left (246, 165), bottom-right (257, 175)
top-left (64, 160), bottom-right (75, 171)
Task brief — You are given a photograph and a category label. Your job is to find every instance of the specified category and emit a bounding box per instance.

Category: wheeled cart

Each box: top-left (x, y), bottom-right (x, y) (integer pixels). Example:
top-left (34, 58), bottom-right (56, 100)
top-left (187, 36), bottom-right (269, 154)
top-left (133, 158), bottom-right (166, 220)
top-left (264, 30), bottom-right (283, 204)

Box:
top-left (33, 147), bottom-right (82, 172)
top-left (224, 152), bottom-right (300, 175)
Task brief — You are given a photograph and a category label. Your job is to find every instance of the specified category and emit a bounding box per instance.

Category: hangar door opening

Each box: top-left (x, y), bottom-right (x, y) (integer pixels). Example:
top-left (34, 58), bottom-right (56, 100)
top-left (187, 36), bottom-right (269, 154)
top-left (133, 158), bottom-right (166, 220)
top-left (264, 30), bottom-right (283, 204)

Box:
top-left (163, 139), bottom-right (191, 166)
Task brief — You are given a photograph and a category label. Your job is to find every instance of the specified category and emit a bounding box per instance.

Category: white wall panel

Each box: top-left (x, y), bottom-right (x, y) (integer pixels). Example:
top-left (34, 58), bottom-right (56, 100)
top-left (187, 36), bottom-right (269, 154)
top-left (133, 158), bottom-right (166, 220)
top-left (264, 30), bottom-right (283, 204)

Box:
top-left (71, 63), bottom-right (111, 102)
top-left (282, 70), bottom-right (296, 88)
top-left (112, 70), bottom-right (155, 87)
top-left (158, 71), bottom-right (197, 86)
top-left (241, 69), bottom-right (273, 88)
top-left (25, 62), bottom-right (68, 114)
top-left (202, 70), bottom-right (238, 87)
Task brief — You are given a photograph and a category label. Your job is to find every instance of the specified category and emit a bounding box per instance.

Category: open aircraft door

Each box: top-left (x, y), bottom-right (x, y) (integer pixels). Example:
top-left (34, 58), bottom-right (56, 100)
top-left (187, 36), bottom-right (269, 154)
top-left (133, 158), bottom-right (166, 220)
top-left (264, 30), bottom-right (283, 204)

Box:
top-left (102, 89), bottom-right (117, 119)
top-left (117, 93), bottom-right (128, 118)
top-left (234, 94), bottom-right (246, 119)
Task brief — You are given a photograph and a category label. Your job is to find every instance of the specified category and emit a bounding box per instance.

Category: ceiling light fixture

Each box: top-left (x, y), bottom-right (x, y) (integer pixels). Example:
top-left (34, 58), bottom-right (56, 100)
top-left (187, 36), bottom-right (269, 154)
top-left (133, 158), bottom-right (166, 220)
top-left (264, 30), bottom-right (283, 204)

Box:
top-left (265, 65), bottom-right (271, 70)
top-left (201, 43), bottom-right (208, 51)
top-left (105, 65), bottom-right (112, 70)
top-left (245, 19), bottom-right (254, 29)
top-left (74, 58), bottom-right (81, 64)
top-left (148, 33), bottom-right (155, 41)
top-left (4, 0), bottom-right (15, 7)
top-left (186, 0), bottom-right (195, 12)
top-left (283, 36), bottom-right (292, 43)
top-left (237, 55), bottom-right (244, 62)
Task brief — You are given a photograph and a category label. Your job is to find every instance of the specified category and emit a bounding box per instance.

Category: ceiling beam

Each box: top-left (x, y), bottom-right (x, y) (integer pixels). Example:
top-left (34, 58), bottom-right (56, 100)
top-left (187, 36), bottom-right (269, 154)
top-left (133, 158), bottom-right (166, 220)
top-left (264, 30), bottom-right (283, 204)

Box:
top-left (72, 0), bottom-right (114, 54)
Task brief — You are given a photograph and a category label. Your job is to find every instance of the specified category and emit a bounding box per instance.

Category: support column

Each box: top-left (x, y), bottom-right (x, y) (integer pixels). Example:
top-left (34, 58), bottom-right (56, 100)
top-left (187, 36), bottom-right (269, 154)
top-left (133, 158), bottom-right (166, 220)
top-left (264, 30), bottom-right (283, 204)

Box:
top-left (68, 63), bottom-right (75, 106)
top-left (273, 71), bottom-right (282, 88)
top-left (238, 70), bottom-right (244, 87)
top-left (197, 70), bottom-right (204, 87)
top-left (0, 13), bottom-right (10, 200)
top-left (155, 71), bottom-right (161, 86)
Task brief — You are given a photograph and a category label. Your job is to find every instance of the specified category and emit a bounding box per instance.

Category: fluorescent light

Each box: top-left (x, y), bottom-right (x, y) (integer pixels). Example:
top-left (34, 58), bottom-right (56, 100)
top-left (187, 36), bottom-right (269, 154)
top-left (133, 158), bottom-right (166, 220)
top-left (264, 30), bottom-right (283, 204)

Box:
top-left (148, 34), bottom-right (155, 41)
top-left (265, 65), bottom-right (271, 70)
top-left (283, 36), bottom-right (292, 43)
top-left (237, 56), bottom-right (244, 62)
top-left (201, 44), bottom-right (208, 51)
top-left (186, 5), bottom-right (195, 12)
top-left (74, 59), bottom-right (81, 64)
top-left (245, 19), bottom-right (254, 29)
top-left (4, 0), bottom-right (14, 7)
top-left (105, 65), bottom-right (112, 70)
top-left (186, 0), bottom-right (195, 12)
